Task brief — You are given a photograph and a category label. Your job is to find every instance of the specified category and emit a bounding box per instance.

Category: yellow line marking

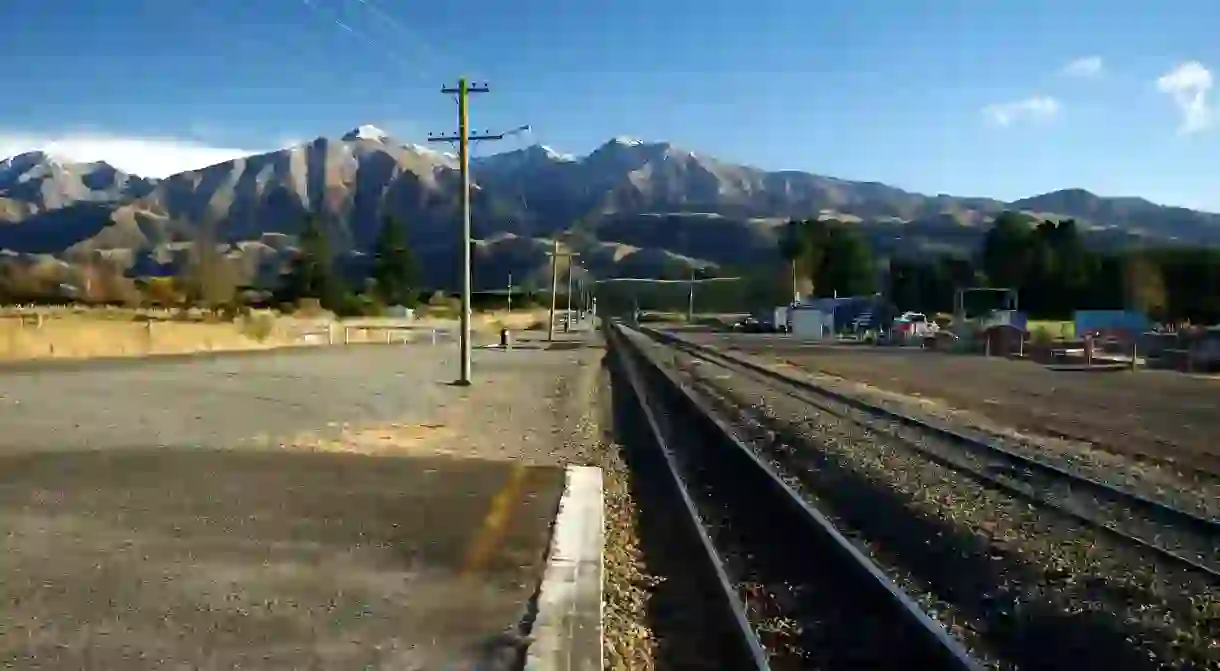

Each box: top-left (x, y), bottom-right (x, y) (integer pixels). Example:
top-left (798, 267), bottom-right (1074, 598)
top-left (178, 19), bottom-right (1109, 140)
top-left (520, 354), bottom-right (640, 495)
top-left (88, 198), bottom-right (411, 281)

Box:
top-left (460, 463), bottom-right (530, 576)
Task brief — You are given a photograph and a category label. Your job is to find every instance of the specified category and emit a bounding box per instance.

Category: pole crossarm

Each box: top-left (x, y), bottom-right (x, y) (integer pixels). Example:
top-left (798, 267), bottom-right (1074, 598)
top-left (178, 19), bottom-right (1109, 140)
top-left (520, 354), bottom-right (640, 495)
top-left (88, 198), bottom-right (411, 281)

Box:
top-left (593, 276), bottom-right (742, 284)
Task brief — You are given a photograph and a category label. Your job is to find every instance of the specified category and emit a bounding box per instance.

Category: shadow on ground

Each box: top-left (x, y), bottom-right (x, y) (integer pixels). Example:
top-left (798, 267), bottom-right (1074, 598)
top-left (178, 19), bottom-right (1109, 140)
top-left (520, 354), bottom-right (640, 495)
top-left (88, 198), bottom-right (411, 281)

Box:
top-left (600, 348), bottom-right (745, 670)
top-left (0, 447), bottom-right (565, 671)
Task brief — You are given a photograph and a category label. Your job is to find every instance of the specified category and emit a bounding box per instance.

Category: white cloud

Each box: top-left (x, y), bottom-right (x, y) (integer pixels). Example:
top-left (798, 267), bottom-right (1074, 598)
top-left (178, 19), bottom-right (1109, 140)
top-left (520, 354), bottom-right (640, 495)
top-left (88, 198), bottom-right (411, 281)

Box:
top-left (1061, 56), bottom-right (1104, 78)
top-left (1156, 61), bottom-right (1214, 134)
top-left (982, 96), bottom-right (1061, 127)
top-left (0, 131), bottom-right (289, 178)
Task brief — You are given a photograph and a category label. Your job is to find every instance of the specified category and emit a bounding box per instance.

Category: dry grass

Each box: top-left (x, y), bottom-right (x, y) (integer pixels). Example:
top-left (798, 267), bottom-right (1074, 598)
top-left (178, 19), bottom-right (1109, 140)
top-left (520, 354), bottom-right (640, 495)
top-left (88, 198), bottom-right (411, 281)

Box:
top-left (0, 313), bottom-right (298, 360)
top-left (412, 309), bottom-right (549, 332)
top-left (0, 308), bottom-right (552, 362)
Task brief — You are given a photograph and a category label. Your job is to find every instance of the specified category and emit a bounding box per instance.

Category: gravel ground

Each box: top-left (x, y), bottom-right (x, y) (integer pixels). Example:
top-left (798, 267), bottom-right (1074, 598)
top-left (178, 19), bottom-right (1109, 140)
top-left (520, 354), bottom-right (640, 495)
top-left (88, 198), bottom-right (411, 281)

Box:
top-left (703, 337), bottom-right (1220, 520)
top-left (622, 330), bottom-right (977, 670)
top-left (675, 342), bottom-right (1220, 575)
top-left (747, 343), bottom-right (1220, 472)
top-left (652, 343), bottom-right (1220, 670)
top-left (0, 329), bottom-right (753, 670)
top-left (0, 339), bottom-right (612, 669)
top-left (1, 344), bottom-right (458, 454)
top-left (0, 341), bottom-right (602, 462)
top-left (770, 361), bottom-right (1220, 521)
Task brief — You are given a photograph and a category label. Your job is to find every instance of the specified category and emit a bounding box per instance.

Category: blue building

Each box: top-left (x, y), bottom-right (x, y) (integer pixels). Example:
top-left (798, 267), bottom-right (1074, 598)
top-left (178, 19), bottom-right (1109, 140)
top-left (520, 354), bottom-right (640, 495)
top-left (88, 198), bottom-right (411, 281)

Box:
top-left (792, 295), bottom-right (888, 333)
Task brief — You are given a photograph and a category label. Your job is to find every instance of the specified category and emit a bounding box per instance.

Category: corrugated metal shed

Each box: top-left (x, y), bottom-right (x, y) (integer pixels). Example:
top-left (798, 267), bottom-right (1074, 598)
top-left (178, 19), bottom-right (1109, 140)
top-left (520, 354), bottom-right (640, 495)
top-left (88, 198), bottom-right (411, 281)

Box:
top-left (794, 295), bottom-right (885, 331)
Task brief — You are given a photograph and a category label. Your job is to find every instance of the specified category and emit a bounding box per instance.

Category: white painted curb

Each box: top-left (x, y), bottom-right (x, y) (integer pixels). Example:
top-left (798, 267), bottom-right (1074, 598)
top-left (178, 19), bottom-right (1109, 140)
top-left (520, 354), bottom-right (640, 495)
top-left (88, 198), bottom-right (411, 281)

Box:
top-left (524, 465), bottom-right (604, 671)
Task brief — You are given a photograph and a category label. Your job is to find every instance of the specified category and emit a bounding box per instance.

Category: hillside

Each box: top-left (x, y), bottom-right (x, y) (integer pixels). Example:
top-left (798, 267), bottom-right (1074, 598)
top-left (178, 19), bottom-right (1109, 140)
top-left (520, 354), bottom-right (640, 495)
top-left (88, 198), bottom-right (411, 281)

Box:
top-left (0, 126), bottom-right (1217, 290)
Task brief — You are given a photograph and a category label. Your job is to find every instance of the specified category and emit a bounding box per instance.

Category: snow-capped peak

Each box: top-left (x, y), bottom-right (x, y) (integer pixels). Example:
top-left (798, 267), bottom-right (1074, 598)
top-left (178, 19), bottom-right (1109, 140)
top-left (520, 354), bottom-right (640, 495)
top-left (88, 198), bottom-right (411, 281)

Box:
top-left (611, 136), bottom-right (643, 147)
top-left (342, 124), bottom-right (391, 142)
top-left (470, 143), bottom-right (577, 173)
top-left (404, 143), bottom-right (457, 162)
top-left (0, 150), bottom-right (80, 183)
top-left (1, 150), bottom-right (62, 170)
top-left (537, 145), bottom-right (576, 162)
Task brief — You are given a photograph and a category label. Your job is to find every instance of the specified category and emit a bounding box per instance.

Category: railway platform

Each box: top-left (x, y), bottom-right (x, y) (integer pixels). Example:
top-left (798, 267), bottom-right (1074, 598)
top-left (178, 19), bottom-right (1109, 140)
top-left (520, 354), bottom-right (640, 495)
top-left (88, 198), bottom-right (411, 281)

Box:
top-left (0, 449), bottom-right (603, 670)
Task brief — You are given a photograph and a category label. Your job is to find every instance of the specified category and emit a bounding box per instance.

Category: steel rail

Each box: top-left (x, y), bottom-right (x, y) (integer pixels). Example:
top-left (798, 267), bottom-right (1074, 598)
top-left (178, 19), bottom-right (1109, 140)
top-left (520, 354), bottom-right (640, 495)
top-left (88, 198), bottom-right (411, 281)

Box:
top-left (615, 321), bottom-right (985, 670)
top-left (606, 323), bottom-right (771, 669)
top-left (643, 326), bottom-right (1220, 579)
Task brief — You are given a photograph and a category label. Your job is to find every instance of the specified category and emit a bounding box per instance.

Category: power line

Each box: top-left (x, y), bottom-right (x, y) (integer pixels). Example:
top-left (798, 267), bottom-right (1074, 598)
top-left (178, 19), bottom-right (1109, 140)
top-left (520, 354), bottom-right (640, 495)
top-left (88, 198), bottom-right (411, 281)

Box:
top-left (179, 0), bottom-right (418, 113)
top-left (346, 0), bottom-right (463, 78)
top-left (594, 277), bottom-right (743, 284)
top-left (595, 275), bottom-right (744, 323)
top-left (297, 0), bottom-right (424, 80)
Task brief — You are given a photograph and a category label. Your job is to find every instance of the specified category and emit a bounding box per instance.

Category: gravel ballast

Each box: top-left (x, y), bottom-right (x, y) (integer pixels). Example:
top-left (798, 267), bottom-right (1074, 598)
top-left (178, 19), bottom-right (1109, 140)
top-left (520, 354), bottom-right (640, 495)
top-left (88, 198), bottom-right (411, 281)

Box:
top-left (620, 329), bottom-right (981, 670)
top-left (644, 341), bottom-right (1220, 670)
top-left (710, 338), bottom-right (1220, 492)
top-left (599, 343), bottom-right (751, 670)
top-left (756, 353), bottom-right (1220, 521)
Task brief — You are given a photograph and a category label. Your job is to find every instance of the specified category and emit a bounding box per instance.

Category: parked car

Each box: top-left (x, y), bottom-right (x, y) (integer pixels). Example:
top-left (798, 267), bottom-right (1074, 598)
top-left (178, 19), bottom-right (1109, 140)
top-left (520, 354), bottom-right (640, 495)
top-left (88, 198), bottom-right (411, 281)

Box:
top-left (727, 317), bottom-right (785, 334)
top-left (888, 312), bottom-right (939, 345)
top-left (733, 316), bottom-right (768, 332)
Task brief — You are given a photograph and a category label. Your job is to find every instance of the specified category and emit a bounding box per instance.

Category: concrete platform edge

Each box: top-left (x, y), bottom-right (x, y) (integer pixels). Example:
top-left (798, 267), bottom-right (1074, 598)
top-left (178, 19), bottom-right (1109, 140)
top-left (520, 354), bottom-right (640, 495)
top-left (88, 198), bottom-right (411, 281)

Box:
top-left (524, 465), bottom-right (605, 671)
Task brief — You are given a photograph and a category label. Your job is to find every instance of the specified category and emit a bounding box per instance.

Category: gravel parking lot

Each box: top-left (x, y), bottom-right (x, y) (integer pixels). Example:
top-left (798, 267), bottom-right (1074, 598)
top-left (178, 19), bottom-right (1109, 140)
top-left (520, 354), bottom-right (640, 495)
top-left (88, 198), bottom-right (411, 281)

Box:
top-left (0, 339), bottom-right (614, 669)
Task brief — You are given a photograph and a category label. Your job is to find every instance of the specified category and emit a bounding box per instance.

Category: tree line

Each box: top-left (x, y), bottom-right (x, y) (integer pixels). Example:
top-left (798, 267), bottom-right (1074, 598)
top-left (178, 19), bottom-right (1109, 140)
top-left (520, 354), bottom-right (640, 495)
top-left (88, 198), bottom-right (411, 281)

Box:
top-left (0, 214), bottom-right (421, 317)
top-left (610, 213), bottom-right (1220, 322)
top-left (272, 214), bottom-right (420, 315)
top-left (779, 212), bottom-right (1220, 323)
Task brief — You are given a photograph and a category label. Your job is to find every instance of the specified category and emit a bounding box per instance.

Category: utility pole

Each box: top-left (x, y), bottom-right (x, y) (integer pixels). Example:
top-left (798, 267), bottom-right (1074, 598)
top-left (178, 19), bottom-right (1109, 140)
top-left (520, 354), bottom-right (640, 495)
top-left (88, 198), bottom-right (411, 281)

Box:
top-left (427, 80), bottom-right (527, 386)
top-left (687, 267), bottom-right (696, 323)
top-left (791, 258), bottom-right (799, 304)
top-left (506, 272), bottom-right (513, 312)
top-left (564, 261), bottom-right (580, 332)
top-left (546, 239), bottom-right (578, 342)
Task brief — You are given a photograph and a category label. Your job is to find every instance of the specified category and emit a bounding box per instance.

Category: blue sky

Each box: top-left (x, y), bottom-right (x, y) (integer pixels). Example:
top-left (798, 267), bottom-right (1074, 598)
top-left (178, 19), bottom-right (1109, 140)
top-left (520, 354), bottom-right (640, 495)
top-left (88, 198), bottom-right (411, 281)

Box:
top-left (4, 0), bottom-right (1218, 209)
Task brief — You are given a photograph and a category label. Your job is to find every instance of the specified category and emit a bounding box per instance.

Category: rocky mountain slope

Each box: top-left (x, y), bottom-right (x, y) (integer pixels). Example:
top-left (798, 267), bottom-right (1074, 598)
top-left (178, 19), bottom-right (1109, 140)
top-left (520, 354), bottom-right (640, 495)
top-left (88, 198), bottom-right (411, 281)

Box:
top-left (0, 151), bottom-right (156, 218)
top-left (1, 126), bottom-right (1218, 290)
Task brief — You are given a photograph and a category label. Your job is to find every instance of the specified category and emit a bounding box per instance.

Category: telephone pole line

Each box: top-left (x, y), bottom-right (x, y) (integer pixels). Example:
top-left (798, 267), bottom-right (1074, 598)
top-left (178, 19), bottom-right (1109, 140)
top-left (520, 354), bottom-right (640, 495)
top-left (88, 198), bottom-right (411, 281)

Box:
top-left (565, 260), bottom-right (581, 332)
top-left (428, 79), bottom-right (527, 386)
top-left (595, 275), bottom-right (743, 322)
top-left (546, 239), bottom-right (579, 342)
top-left (688, 267), bottom-right (696, 323)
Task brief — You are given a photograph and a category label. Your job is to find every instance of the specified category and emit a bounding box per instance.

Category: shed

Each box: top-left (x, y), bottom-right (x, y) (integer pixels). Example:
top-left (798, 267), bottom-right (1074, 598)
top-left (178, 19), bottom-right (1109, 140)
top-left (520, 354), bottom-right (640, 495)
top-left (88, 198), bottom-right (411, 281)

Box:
top-left (791, 295), bottom-right (886, 336)
top-left (982, 324), bottom-right (1024, 357)
top-left (789, 307), bottom-right (834, 338)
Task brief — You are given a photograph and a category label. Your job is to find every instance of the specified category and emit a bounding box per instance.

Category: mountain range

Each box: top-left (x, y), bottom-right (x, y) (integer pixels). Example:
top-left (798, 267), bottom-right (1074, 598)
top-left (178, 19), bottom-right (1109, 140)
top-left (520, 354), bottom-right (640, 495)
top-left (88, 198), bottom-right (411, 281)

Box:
top-left (1, 125), bottom-right (1218, 291)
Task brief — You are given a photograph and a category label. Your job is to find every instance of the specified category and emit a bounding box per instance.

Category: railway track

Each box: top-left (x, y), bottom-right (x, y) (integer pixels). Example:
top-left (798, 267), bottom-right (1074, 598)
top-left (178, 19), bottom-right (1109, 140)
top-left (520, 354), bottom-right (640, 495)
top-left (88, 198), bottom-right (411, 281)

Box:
top-left (607, 322), bottom-right (984, 670)
top-left (640, 326), bottom-right (1220, 580)
top-left (722, 337), bottom-right (1220, 481)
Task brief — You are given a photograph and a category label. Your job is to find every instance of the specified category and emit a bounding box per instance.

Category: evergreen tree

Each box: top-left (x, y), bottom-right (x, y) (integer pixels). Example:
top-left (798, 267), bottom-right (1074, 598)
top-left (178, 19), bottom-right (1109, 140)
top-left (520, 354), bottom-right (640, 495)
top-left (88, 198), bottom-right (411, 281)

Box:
top-left (779, 219), bottom-right (809, 299)
top-left (279, 214), bottom-right (342, 308)
top-left (370, 215), bottom-right (419, 307)
top-left (817, 222), bottom-right (876, 297)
